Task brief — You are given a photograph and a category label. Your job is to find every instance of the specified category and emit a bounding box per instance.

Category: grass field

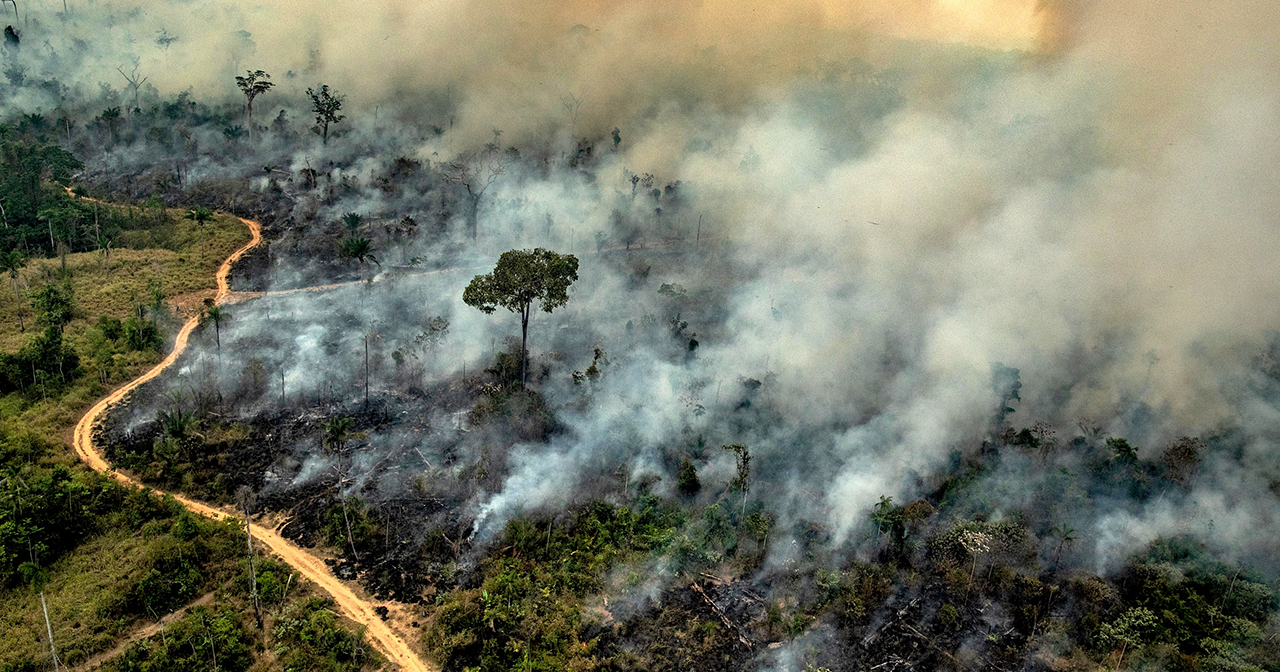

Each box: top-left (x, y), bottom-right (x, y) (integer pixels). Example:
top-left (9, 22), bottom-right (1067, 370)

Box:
top-left (0, 207), bottom-right (250, 353)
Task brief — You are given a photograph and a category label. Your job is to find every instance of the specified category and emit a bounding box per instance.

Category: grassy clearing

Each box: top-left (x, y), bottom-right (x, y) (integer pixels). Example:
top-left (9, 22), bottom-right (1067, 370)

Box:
top-left (0, 509), bottom-right (243, 666)
top-left (0, 206), bottom-right (250, 353)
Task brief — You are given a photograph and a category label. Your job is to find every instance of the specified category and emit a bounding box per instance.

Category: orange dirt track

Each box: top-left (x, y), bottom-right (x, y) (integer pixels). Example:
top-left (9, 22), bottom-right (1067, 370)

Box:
top-left (70, 211), bottom-right (434, 672)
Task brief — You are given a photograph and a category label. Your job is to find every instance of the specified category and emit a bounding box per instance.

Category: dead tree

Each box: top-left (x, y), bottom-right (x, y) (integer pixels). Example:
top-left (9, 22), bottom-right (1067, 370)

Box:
top-left (235, 486), bottom-right (264, 630)
top-left (118, 64), bottom-right (148, 114)
top-left (445, 145), bottom-right (512, 242)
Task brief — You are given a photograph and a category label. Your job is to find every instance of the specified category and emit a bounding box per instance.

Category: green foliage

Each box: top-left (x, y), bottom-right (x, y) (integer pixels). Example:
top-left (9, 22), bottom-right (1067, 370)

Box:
top-left (676, 458), bottom-right (700, 496)
top-left (100, 606), bottom-right (252, 672)
top-left (0, 138), bottom-right (84, 256)
top-left (425, 501), bottom-right (682, 672)
top-left (273, 597), bottom-right (381, 672)
top-left (1103, 537), bottom-right (1278, 659)
top-left (306, 85), bottom-right (346, 145)
top-left (338, 237), bottom-right (378, 269)
top-left (0, 462), bottom-right (96, 588)
top-left (463, 248), bottom-right (579, 320)
top-left (29, 282), bottom-right (74, 331)
top-left (0, 324), bottom-right (80, 393)
top-left (322, 497), bottom-right (381, 557)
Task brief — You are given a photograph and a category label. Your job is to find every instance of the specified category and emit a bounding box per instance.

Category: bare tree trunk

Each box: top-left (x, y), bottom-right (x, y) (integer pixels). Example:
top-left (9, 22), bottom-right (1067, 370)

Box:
top-left (242, 506), bottom-right (263, 629)
top-left (41, 592), bottom-right (61, 672)
top-left (339, 457), bottom-right (359, 561)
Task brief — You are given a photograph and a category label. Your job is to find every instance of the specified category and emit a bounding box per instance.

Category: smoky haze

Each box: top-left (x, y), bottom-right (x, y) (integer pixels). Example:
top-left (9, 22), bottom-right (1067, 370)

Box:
top-left (10, 0), bottom-right (1280, 577)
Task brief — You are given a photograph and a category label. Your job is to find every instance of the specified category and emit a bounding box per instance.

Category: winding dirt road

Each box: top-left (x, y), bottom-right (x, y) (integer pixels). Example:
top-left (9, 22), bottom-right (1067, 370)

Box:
top-left (70, 211), bottom-right (433, 672)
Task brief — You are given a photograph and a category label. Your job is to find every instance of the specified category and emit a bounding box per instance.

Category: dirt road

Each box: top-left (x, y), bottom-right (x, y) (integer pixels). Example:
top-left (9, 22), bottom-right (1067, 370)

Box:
top-left (70, 210), bottom-right (434, 672)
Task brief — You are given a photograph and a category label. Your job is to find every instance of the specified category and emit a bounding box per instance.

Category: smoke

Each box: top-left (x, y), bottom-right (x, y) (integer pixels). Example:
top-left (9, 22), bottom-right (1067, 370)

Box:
top-left (17, 0), bottom-right (1280, 576)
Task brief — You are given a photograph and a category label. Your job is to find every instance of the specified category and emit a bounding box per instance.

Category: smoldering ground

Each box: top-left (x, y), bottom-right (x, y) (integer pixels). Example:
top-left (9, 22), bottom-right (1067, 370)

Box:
top-left (19, 0), bottom-right (1280, 594)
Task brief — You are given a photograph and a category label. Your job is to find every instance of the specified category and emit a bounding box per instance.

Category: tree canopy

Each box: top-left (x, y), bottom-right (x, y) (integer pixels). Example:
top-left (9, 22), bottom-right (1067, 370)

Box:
top-left (463, 248), bottom-right (578, 385)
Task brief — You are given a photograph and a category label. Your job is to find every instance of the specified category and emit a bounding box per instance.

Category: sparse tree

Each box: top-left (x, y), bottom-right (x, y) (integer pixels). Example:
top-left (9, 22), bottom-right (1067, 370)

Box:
top-left (235, 486), bottom-right (264, 630)
top-left (463, 248), bottom-right (579, 386)
top-left (30, 282), bottom-right (73, 332)
top-left (100, 107), bottom-right (121, 142)
top-left (722, 443), bottom-right (751, 517)
top-left (203, 300), bottom-right (225, 352)
top-left (322, 417), bottom-right (364, 560)
top-left (1, 249), bottom-right (24, 331)
top-left (306, 84), bottom-right (345, 145)
top-left (234, 70), bottom-right (274, 139)
top-left (1050, 523), bottom-right (1077, 568)
top-left (445, 146), bottom-right (513, 241)
top-left (117, 64), bottom-right (148, 115)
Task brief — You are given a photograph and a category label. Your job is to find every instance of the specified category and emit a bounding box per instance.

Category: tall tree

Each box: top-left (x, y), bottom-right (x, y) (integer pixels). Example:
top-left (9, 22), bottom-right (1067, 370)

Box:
top-left (234, 70), bottom-right (274, 140)
top-left (445, 146), bottom-right (512, 241)
top-left (321, 417), bottom-right (363, 560)
top-left (0, 250), bottom-right (24, 331)
top-left (306, 85), bottom-right (345, 146)
top-left (463, 248), bottom-right (578, 386)
top-left (30, 281), bottom-right (72, 332)
top-left (203, 301), bottom-right (225, 352)
top-left (235, 486), bottom-right (264, 630)
top-left (117, 64), bottom-right (148, 115)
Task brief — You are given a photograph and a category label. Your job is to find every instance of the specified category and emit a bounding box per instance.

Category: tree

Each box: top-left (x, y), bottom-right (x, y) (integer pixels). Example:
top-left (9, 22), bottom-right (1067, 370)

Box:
top-left (306, 85), bottom-right (345, 145)
top-left (722, 444), bottom-right (751, 517)
top-left (235, 486), bottom-right (264, 630)
top-left (321, 417), bottom-right (364, 560)
top-left (30, 282), bottom-right (72, 332)
top-left (234, 70), bottom-right (274, 139)
top-left (445, 146), bottom-right (513, 241)
top-left (0, 249), bottom-right (24, 332)
top-left (337, 236), bottom-right (379, 282)
top-left (341, 212), bottom-right (362, 233)
top-left (203, 300), bottom-right (225, 352)
top-left (184, 206), bottom-right (214, 226)
top-left (463, 248), bottom-right (579, 386)
top-left (677, 458), bottom-right (700, 496)
top-left (117, 64), bottom-right (148, 115)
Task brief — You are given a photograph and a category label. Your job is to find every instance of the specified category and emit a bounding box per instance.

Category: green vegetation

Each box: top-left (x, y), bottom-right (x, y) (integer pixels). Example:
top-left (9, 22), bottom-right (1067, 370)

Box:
top-left (0, 182), bottom-right (385, 671)
top-left (424, 500), bottom-right (684, 672)
top-left (274, 597), bottom-right (382, 672)
top-left (0, 427), bottom-right (245, 666)
top-left (463, 248), bottom-right (579, 386)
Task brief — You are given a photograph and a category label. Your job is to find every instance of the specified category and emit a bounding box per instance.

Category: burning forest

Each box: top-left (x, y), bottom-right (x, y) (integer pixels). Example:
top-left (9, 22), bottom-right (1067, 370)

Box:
top-left (3, 1), bottom-right (1280, 671)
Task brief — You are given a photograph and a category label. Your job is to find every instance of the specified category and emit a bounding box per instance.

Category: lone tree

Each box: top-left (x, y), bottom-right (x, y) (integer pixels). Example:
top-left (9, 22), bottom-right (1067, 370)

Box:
top-left (306, 84), bottom-right (345, 145)
top-left (234, 70), bottom-right (274, 139)
top-left (322, 417), bottom-right (364, 560)
top-left (463, 248), bottom-right (578, 387)
top-left (203, 300), bottom-right (225, 352)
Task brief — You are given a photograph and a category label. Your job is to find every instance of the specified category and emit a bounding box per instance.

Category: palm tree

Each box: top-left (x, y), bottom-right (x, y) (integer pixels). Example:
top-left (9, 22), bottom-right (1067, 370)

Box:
top-left (186, 206), bottom-right (215, 256)
top-left (184, 206), bottom-right (214, 226)
top-left (203, 302), bottom-right (225, 352)
top-left (322, 417), bottom-right (364, 560)
top-left (341, 212), bottom-right (362, 233)
top-left (338, 236), bottom-right (379, 282)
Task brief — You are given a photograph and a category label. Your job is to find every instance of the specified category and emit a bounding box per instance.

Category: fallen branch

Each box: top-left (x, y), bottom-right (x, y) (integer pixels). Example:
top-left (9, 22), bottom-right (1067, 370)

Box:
top-left (861, 597), bottom-right (920, 649)
top-left (690, 583), bottom-right (753, 650)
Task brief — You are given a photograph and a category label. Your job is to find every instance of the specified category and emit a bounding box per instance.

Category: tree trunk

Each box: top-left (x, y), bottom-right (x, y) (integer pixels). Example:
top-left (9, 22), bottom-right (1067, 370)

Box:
top-left (468, 193), bottom-right (480, 242)
top-left (41, 592), bottom-right (61, 672)
top-left (242, 507), bottom-right (263, 629)
top-left (520, 307), bottom-right (529, 387)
